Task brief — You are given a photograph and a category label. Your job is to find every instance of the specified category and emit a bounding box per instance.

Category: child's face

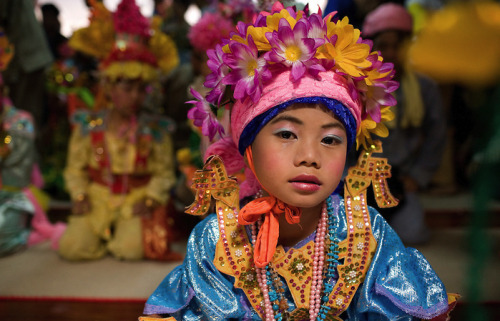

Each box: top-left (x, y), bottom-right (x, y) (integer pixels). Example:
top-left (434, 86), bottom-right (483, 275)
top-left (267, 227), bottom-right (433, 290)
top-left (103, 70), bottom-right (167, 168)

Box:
top-left (250, 105), bottom-right (348, 209)
top-left (109, 79), bottom-right (147, 115)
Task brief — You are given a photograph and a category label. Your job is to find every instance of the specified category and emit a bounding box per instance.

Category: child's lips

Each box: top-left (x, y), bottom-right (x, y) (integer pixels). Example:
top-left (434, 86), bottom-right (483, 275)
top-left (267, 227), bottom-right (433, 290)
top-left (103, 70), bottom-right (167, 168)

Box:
top-left (289, 175), bottom-right (322, 192)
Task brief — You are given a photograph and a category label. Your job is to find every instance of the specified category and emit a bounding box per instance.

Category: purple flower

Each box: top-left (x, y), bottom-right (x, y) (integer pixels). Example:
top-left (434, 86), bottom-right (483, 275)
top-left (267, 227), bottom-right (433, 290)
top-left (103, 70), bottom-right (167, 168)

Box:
top-left (223, 35), bottom-right (271, 102)
top-left (204, 44), bottom-right (229, 104)
top-left (186, 88), bottom-right (225, 141)
top-left (364, 84), bottom-right (396, 122)
top-left (307, 13), bottom-right (327, 46)
top-left (266, 18), bottom-right (324, 81)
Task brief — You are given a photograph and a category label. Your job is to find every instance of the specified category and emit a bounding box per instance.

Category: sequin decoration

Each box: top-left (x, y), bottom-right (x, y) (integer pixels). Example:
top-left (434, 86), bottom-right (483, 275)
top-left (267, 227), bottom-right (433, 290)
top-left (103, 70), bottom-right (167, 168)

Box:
top-left (345, 140), bottom-right (398, 208)
top-left (185, 155), bottom-right (239, 216)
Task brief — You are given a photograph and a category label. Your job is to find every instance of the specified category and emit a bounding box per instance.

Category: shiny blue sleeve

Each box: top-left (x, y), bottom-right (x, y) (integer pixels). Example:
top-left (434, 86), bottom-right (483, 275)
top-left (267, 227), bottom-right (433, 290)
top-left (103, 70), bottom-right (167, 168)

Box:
top-left (143, 214), bottom-right (248, 320)
top-left (346, 206), bottom-right (449, 320)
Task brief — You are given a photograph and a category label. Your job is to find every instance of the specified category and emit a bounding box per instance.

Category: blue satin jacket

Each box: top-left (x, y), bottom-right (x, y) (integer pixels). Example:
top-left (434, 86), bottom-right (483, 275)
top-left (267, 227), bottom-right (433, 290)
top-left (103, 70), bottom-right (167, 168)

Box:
top-left (144, 196), bottom-right (449, 320)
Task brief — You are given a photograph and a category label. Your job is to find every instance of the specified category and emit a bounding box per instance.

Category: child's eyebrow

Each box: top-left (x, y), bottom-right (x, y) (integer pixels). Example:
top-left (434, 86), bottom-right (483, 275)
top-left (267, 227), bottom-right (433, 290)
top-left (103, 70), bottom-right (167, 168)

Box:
top-left (322, 122), bottom-right (345, 130)
top-left (270, 114), bottom-right (345, 130)
top-left (269, 114), bottom-right (303, 125)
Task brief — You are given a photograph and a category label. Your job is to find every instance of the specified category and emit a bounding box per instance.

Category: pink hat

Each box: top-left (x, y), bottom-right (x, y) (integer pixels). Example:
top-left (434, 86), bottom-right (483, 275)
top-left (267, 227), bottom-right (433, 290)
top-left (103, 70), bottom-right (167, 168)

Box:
top-left (362, 3), bottom-right (413, 38)
top-left (231, 70), bottom-right (362, 150)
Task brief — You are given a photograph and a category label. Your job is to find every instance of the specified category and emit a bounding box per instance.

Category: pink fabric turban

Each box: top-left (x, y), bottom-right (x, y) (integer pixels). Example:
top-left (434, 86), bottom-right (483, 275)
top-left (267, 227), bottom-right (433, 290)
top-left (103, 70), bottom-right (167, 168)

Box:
top-left (230, 70), bottom-right (363, 150)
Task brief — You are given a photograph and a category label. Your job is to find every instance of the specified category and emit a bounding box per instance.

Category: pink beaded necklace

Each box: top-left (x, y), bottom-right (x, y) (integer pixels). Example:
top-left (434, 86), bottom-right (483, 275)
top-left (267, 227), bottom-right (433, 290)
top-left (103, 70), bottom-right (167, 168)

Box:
top-left (251, 200), bottom-right (328, 320)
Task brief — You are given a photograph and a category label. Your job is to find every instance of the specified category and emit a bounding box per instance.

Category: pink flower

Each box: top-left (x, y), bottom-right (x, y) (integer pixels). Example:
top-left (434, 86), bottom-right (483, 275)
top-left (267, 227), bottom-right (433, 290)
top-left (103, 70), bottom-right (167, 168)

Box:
top-left (266, 18), bottom-right (324, 81)
top-left (307, 13), bottom-right (327, 45)
top-left (223, 35), bottom-right (271, 102)
top-left (187, 88), bottom-right (225, 141)
top-left (187, 12), bottom-right (234, 53)
top-left (357, 55), bottom-right (398, 122)
top-left (205, 44), bottom-right (230, 104)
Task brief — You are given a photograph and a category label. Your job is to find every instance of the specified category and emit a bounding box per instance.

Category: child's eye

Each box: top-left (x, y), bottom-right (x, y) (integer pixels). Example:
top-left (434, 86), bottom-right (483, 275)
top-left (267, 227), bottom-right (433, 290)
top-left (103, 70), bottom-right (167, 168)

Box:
top-left (322, 135), bottom-right (343, 145)
top-left (274, 129), bottom-right (296, 140)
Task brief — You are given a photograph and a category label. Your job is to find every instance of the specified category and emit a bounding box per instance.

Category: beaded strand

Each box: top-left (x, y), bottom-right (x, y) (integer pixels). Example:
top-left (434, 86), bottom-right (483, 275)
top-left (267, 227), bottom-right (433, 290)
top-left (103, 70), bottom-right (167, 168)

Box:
top-left (316, 197), bottom-right (341, 321)
top-left (309, 202), bottom-right (328, 320)
top-left (252, 195), bottom-right (339, 320)
top-left (253, 219), bottom-right (274, 320)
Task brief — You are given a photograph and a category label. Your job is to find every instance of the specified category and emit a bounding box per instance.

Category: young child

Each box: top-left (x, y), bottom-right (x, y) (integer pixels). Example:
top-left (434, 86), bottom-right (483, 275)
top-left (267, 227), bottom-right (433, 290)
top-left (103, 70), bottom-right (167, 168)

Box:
top-left (142, 3), bottom-right (457, 320)
top-left (58, 0), bottom-right (180, 261)
top-left (0, 29), bottom-right (66, 256)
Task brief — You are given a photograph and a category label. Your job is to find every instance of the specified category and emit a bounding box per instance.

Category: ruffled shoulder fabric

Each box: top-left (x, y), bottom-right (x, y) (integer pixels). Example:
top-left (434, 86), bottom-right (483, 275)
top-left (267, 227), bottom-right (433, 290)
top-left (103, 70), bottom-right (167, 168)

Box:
top-left (346, 205), bottom-right (449, 320)
top-left (144, 214), bottom-right (251, 320)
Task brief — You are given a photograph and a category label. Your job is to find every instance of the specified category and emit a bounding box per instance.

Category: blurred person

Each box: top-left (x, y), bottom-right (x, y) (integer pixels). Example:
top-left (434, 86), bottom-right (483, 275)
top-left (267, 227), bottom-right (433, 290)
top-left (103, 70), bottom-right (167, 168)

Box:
top-left (0, 0), bottom-right (53, 152)
top-left (362, 3), bottom-right (447, 244)
top-left (0, 30), bottom-right (65, 257)
top-left (40, 3), bottom-right (70, 61)
top-left (58, 0), bottom-right (181, 261)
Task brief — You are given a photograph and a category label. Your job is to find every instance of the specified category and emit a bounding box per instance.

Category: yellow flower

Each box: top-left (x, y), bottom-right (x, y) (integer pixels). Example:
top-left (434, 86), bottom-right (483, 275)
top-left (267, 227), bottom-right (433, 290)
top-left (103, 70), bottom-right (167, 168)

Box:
top-left (357, 106), bottom-right (395, 149)
top-left (246, 26), bottom-right (273, 51)
top-left (225, 9), bottom-right (304, 54)
top-left (266, 8), bottom-right (303, 31)
top-left (363, 54), bottom-right (392, 86)
top-left (317, 17), bottom-right (371, 77)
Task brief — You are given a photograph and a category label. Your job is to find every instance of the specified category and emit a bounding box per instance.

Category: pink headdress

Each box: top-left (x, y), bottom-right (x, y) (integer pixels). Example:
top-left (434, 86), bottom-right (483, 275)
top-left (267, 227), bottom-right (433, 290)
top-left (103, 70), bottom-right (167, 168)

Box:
top-left (362, 3), bottom-right (413, 38)
top-left (231, 69), bottom-right (361, 148)
top-left (189, 1), bottom-right (398, 197)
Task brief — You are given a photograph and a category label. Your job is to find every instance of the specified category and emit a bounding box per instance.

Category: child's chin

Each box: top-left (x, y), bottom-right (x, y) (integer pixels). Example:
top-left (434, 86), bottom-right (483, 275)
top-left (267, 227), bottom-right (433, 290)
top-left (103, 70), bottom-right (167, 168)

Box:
top-left (283, 197), bottom-right (325, 210)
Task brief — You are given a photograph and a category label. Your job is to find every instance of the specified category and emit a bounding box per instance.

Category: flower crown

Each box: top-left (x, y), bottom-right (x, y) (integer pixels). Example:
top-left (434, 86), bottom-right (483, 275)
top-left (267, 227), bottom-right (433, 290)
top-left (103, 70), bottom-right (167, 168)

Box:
top-left (188, 2), bottom-right (398, 149)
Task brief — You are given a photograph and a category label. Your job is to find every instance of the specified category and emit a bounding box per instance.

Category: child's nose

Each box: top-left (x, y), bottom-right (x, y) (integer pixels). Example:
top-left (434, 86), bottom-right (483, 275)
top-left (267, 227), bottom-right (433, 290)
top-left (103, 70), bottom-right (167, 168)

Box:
top-left (294, 142), bottom-right (320, 168)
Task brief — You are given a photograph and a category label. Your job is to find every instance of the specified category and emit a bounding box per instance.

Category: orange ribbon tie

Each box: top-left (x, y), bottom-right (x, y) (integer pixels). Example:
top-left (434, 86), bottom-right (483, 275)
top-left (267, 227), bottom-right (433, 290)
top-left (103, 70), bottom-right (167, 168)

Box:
top-left (238, 196), bottom-right (300, 268)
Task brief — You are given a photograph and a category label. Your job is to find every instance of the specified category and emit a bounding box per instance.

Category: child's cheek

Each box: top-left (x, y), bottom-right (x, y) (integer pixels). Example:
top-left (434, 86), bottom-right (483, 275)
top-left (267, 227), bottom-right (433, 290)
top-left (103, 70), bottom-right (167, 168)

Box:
top-left (325, 159), bottom-right (346, 178)
top-left (257, 153), bottom-right (280, 178)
